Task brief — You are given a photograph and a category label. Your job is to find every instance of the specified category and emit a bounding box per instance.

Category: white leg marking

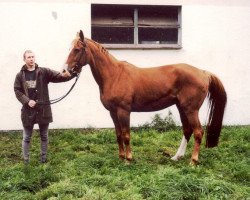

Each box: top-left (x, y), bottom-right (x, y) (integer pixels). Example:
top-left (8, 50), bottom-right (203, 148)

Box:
top-left (171, 135), bottom-right (188, 161)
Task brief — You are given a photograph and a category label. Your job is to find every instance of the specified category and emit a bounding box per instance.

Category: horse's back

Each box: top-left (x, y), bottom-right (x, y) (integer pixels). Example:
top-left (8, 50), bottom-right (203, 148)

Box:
top-left (111, 62), bottom-right (210, 112)
top-left (120, 62), bottom-right (210, 94)
top-left (124, 62), bottom-right (206, 78)
top-left (130, 63), bottom-right (209, 86)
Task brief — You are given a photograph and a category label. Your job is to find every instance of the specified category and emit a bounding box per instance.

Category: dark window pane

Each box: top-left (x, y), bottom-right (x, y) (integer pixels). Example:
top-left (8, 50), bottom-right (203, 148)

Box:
top-left (92, 27), bottom-right (133, 44)
top-left (92, 4), bottom-right (133, 19)
top-left (139, 28), bottom-right (178, 44)
top-left (91, 4), bottom-right (134, 27)
top-left (139, 6), bottom-right (179, 20)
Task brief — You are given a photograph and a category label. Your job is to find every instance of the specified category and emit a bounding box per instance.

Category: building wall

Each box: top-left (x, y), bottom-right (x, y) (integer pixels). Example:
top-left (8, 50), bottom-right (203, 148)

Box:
top-left (1, 0), bottom-right (250, 130)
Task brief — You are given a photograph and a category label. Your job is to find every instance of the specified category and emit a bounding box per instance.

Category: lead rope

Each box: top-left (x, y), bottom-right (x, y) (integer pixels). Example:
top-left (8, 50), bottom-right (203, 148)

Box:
top-left (36, 73), bottom-right (80, 105)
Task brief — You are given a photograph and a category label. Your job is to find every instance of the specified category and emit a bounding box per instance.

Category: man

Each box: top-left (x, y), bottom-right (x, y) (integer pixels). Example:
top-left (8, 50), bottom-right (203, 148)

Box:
top-left (14, 50), bottom-right (73, 164)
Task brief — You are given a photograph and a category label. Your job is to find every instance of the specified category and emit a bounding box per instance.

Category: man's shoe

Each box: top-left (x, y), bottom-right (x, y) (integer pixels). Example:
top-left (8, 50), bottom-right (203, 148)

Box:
top-left (41, 157), bottom-right (47, 163)
top-left (24, 159), bottom-right (29, 164)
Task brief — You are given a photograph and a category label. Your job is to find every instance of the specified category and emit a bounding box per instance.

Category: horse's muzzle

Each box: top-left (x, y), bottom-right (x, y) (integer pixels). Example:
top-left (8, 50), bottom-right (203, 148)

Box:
top-left (61, 64), bottom-right (72, 77)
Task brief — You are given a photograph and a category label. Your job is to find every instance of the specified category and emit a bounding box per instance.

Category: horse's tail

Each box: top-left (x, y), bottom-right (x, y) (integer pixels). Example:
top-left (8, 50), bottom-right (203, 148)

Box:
top-left (206, 74), bottom-right (227, 148)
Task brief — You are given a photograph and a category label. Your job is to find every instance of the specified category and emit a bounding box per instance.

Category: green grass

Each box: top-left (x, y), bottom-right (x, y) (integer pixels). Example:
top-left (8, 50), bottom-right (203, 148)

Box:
top-left (0, 126), bottom-right (249, 200)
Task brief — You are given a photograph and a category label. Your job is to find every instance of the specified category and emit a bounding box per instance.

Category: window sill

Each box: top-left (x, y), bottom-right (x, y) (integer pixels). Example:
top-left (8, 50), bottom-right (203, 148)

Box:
top-left (103, 44), bottom-right (182, 50)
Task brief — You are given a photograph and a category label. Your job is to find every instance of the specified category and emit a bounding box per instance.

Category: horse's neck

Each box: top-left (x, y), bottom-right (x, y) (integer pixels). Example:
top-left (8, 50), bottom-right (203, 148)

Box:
top-left (87, 40), bottom-right (120, 88)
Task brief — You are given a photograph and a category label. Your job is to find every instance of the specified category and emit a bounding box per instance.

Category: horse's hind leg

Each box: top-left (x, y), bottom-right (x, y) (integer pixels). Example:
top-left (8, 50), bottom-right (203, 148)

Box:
top-left (186, 111), bottom-right (204, 165)
top-left (110, 111), bottom-right (125, 159)
top-left (171, 106), bottom-right (192, 161)
top-left (171, 135), bottom-right (188, 161)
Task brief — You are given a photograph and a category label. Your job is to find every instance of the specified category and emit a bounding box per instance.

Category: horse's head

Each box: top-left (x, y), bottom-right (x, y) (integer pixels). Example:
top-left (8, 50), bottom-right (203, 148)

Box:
top-left (64, 30), bottom-right (88, 76)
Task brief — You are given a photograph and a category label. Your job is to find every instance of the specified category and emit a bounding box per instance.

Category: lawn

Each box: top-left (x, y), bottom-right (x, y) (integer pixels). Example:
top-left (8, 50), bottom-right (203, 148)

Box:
top-left (0, 126), bottom-right (249, 200)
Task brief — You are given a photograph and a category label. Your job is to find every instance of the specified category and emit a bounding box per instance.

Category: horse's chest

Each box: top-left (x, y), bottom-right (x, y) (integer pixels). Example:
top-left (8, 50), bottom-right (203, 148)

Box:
top-left (100, 95), bottom-right (111, 108)
top-left (100, 91), bottom-right (131, 111)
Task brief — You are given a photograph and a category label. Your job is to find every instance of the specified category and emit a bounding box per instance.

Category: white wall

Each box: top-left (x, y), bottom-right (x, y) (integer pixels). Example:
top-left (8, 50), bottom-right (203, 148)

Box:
top-left (1, 0), bottom-right (250, 130)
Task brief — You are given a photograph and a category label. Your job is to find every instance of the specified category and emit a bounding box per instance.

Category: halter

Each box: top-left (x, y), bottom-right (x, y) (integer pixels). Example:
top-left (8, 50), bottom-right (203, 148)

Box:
top-left (70, 40), bottom-right (88, 76)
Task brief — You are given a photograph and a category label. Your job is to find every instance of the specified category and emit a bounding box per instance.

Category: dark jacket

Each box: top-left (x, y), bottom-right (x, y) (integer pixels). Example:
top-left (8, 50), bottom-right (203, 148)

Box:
top-left (14, 64), bottom-right (73, 127)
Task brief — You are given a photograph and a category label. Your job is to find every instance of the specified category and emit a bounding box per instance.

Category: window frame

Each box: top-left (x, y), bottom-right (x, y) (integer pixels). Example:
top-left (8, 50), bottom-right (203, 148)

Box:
top-left (91, 4), bottom-right (182, 49)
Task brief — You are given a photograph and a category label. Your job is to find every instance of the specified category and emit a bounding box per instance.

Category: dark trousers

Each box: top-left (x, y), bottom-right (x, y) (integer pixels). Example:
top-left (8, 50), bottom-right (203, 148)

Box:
top-left (22, 123), bottom-right (49, 160)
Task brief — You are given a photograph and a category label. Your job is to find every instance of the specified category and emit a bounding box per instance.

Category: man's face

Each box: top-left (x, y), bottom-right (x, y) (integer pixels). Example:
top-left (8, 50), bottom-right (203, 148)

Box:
top-left (24, 52), bottom-right (35, 67)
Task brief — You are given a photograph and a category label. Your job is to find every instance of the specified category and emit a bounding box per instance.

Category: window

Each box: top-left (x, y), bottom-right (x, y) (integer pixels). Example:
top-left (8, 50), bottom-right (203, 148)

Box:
top-left (91, 4), bottom-right (182, 49)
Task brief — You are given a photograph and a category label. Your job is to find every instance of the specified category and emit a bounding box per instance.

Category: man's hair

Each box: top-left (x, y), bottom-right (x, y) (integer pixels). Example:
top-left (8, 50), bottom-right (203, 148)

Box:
top-left (23, 50), bottom-right (34, 59)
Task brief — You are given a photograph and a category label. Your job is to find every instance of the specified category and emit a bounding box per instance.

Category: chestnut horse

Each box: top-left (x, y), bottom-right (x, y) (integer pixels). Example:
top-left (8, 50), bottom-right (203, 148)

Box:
top-left (64, 30), bottom-right (227, 165)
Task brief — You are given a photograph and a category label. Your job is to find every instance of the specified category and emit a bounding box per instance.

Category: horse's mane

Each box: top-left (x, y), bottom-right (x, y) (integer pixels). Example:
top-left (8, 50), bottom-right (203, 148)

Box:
top-left (86, 38), bottom-right (109, 55)
top-left (86, 38), bottom-right (122, 64)
top-left (72, 34), bottom-right (119, 63)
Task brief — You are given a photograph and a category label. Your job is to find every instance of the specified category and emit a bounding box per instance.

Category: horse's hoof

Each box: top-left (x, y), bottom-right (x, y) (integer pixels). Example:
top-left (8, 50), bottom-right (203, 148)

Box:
top-left (124, 160), bottom-right (131, 165)
top-left (119, 154), bottom-right (126, 160)
top-left (126, 156), bottom-right (133, 162)
top-left (162, 151), bottom-right (171, 157)
top-left (171, 155), bottom-right (182, 161)
top-left (190, 159), bottom-right (199, 166)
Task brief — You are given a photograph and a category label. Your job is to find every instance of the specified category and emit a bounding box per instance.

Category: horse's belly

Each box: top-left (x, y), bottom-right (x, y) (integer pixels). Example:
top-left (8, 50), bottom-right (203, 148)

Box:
top-left (131, 96), bottom-right (176, 112)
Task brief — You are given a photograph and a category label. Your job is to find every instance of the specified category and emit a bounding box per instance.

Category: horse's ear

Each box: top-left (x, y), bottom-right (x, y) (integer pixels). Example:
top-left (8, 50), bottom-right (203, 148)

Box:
top-left (79, 30), bottom-right (84, 42)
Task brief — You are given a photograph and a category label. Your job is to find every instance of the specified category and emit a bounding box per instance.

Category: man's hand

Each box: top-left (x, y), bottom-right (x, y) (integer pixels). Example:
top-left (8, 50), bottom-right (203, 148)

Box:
top-left (28, 100), bottom-right (36, 108)
top-left (61, 70), bottom-right (71, 78)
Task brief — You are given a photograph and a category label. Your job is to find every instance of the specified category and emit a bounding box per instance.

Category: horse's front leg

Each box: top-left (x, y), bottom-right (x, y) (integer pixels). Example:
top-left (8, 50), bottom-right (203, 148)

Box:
top-left (116, 108), bottom-right (132, 161)
top-left (110, 111), bottom-right (125, 159)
